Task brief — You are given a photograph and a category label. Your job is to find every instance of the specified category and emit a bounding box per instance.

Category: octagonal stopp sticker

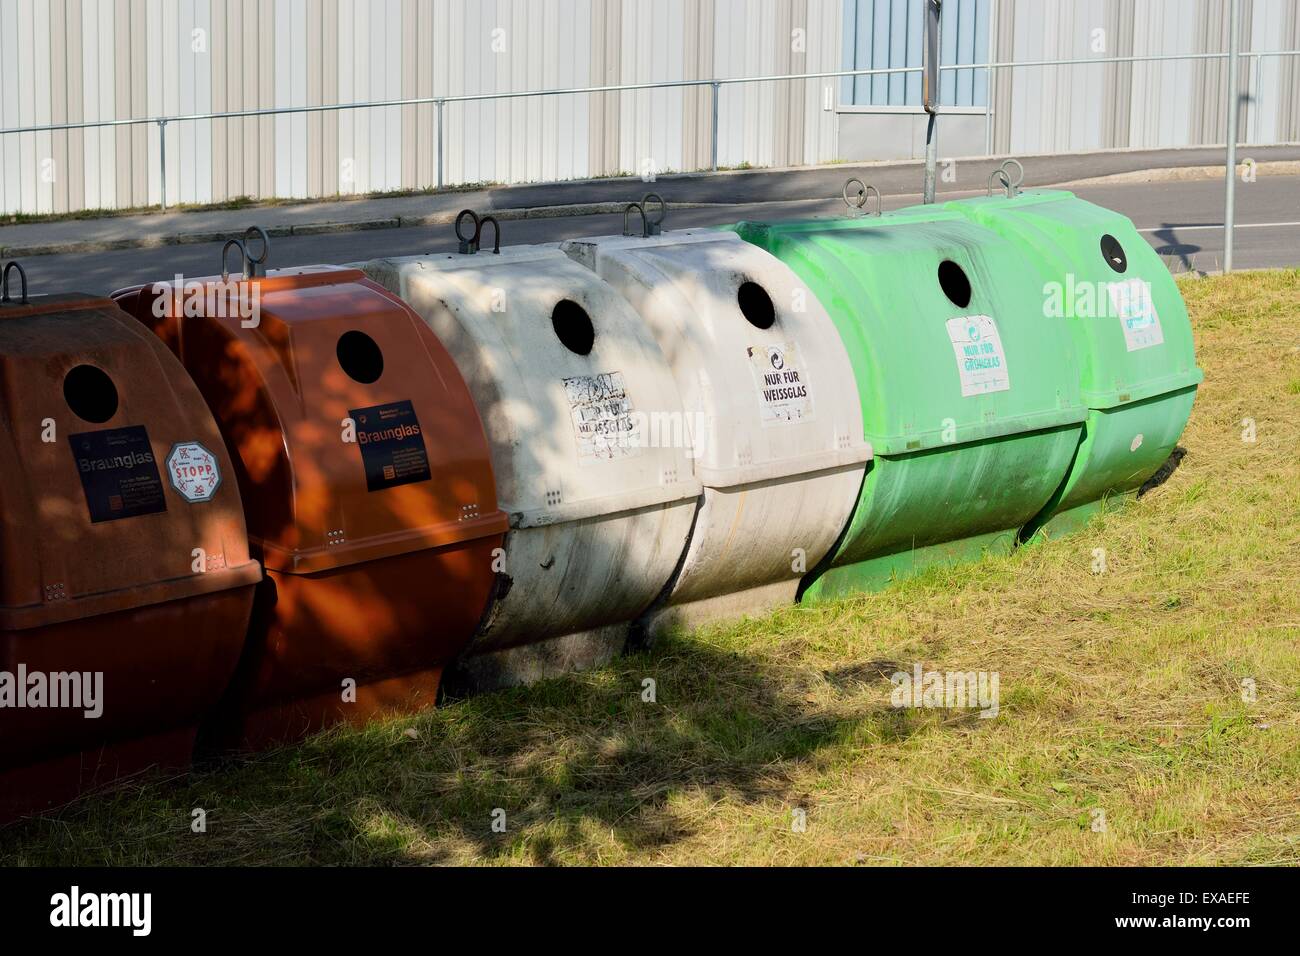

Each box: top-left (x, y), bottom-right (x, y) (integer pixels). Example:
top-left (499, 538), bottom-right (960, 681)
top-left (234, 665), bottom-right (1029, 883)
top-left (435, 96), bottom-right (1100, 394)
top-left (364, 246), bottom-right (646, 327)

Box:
top-left (166, 441), bottom-right (222, 503)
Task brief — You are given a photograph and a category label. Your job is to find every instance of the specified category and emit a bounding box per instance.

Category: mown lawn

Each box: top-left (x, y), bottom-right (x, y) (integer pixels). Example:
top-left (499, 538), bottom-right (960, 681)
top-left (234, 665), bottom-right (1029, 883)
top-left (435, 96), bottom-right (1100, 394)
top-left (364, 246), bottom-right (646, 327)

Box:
top-left (2, 270), bottom-right (1298, 866)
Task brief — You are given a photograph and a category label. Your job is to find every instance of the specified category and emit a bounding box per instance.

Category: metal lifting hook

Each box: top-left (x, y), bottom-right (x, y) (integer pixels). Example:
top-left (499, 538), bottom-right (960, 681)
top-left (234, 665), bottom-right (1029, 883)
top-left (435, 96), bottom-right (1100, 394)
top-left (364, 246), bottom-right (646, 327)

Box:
top-left (842, 178), bottom-right (882, 217)
top-left (987, 159), bottom-right (1025, 198)
top-left (622, 193), bottom-right (667, 237)
top-left (454, 209), bottom-right (502, 254)
top-left (986, 168), bottom-right (1012, 197)
top-left (0, 260), bottom-right (29, 304)
top-left (242, 225), bottom-right (272, 277)
top-left (221, 226), bottom-right (272, 280)
top-left (221, 239), bottom-right (247, 282)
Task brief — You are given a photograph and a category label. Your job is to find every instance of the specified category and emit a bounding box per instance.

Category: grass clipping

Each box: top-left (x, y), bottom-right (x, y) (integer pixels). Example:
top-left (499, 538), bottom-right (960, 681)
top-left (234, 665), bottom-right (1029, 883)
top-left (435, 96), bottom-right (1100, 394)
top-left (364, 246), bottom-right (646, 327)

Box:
top-left (3, 269), bottom-right (1299, 866)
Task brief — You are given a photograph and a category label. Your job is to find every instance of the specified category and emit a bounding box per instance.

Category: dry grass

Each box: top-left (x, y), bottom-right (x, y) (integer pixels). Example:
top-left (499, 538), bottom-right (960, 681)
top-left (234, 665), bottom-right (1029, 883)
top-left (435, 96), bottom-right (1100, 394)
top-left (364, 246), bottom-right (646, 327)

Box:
top-left (1, 269), bottom-right (1297, 866)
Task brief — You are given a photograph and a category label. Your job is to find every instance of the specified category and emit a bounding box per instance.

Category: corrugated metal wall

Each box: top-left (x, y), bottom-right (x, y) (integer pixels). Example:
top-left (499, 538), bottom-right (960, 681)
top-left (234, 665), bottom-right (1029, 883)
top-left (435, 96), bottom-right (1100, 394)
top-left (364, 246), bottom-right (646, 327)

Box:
top-left (0, 0), bottom-right (1296, 215)
top-left (990, 0), bottom-right (1299, 155)
top-left (0, 0), bottom-right (843, 213)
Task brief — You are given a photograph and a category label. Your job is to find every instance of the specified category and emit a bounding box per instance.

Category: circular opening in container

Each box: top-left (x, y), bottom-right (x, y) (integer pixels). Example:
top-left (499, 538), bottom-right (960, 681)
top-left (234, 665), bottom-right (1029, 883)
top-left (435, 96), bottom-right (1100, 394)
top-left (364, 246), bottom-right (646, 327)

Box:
top-left (938, 259), bottom-right (972, 308)
top-left (1100, 233), bottom-right (1128, 274)
top-left (63, 365), bottom-right (119, 423)
top-left (336, 330), bottom-right (384, 384)
top-left (737, 280), bottom-right (776, 329)
top-left (552, 299), bottom-right (595, 355)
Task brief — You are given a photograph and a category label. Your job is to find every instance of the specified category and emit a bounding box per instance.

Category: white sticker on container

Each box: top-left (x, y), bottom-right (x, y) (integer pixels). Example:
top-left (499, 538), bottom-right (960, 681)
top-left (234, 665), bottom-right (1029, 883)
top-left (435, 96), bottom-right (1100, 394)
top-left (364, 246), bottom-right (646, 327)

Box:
top-left (563, 371), bottom-right (643, 464)
top-left (1108, 277), bottom-right (1164, 352)
top-left (166, 440), bottom-right (222, 502)
top-left (747, 341), bottom-right (814, 425)
top-left (946, 315), bottom-right (1011, 397)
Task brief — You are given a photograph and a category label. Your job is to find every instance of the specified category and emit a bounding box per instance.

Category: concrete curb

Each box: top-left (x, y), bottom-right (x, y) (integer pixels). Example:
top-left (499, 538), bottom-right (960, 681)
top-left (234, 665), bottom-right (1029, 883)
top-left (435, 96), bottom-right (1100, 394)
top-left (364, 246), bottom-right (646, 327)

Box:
top-left (4, 146), bottom-right (1297, 257)
top-left (1051, 160), bottom-right (1300, 188)
top-left (0, 200), bottom-right (730, 257)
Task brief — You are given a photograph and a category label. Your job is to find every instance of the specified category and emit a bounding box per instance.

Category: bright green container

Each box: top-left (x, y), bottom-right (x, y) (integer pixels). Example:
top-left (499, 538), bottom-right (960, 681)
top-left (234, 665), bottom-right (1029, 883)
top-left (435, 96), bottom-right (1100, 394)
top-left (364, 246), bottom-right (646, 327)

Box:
top-left (946, 190), bottom-right (1203, 539)
top-left (731, 207), bottom-right (1088, 602)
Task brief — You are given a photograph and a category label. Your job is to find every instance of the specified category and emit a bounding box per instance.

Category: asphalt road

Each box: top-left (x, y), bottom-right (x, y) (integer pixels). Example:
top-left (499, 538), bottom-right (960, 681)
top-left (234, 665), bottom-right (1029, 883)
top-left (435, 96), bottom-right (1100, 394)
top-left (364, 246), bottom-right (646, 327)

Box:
top-left (13, 173), bottom-right (1300, 295)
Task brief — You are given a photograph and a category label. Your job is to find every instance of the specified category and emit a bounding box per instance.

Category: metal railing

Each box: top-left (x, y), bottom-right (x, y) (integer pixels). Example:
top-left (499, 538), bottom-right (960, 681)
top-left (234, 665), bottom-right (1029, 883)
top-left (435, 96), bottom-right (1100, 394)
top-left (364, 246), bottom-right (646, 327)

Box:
top-left (2, 40), bottom-right (1297, 268)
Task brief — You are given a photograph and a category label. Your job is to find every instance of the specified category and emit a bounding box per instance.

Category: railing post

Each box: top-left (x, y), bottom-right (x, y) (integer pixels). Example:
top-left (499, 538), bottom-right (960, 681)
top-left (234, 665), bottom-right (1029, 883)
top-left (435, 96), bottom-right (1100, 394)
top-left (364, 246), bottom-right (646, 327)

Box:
top-left (710, 81), bottom-right (720, 172)
top-left (158, 118), bottom-right (168, 211)
top-left (922, 0), bottom-right (942, 203)
top-left (1224, 0), bottom-right (1240, 273)
top-left (436, 98), bottom-right (445, 190)
top-left (985, 0), bottom-right (997, 156)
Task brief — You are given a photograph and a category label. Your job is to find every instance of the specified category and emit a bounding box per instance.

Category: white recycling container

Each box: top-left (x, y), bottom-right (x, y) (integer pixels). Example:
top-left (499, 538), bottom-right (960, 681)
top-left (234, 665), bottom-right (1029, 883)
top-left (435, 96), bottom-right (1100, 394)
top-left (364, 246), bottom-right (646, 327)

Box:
top-left (562, 227), bottom-right (871, 636)
top-left (359, 242), bottom-right (702, 691)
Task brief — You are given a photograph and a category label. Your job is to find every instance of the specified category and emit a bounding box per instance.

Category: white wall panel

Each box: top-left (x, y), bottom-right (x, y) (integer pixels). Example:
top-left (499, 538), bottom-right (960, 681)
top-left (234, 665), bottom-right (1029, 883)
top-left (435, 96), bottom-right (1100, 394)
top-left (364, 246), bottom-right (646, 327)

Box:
top-left (0, 0), bottom-right (1295, 214)
top-left (1, 1), bottom-right (22, 215)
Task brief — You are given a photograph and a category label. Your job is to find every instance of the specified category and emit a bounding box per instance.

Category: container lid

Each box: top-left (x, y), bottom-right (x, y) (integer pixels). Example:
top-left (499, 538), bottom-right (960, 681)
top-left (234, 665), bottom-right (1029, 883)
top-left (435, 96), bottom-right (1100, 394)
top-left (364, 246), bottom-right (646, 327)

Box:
top-left (947, 190), bottom-right (1204, 409)
top-left (112, 267), bottom-right (507, 574)
top-left (562, 230), bottom-right (871, 488)
top-left (731, 208), bottom-right (1089, 456)
top-left (360, 246), bottom-right (703, 528)
top-left (0, 294), bottom-right (260, 629)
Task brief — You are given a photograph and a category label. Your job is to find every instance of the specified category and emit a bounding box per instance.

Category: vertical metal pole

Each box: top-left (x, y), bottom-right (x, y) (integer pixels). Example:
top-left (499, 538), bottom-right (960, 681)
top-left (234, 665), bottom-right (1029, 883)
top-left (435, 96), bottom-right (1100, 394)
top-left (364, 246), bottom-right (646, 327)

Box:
top-left (436, 99), bottom-right (445, 189)
top-left (710, 81), bottom-right (720, 172)
top-left (159, 119), bottom-right (168, 211)
top-left (1224, 0), bottom-right (1240, 273)
top-left (924, 114), bottom-right (939, 203)
top-left (985, 0), bottom-right (996, 157)
top-left (922, 0), bottom-right (941, 203)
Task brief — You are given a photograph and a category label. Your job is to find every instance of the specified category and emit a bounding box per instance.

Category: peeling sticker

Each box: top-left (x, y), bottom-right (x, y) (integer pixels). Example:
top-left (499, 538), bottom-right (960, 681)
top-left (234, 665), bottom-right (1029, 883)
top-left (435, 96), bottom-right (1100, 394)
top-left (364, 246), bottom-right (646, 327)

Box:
top-left (563, 371), bottom-right (642, 463)
top-left (947, 315), bottom-right (1011, 397)
top-left (1109, 278), bottom-right (1164, 352)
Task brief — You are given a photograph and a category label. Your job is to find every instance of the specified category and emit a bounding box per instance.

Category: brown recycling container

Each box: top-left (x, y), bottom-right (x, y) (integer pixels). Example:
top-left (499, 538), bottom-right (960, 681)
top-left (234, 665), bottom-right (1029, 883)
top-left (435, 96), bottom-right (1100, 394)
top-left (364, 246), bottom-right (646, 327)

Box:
top-left (113, 247), bottom-right (507, 751)
top-left (0, 265), bottom-right (260, 821)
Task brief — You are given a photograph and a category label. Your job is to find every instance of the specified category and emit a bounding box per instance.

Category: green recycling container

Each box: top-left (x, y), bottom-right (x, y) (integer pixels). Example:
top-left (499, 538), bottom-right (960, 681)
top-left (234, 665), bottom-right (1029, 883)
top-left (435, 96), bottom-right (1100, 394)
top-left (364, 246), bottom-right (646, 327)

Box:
top-left (730, 207), bottom-right (1088, 601)
top-left (946, 190), bottom-right (1203, 539)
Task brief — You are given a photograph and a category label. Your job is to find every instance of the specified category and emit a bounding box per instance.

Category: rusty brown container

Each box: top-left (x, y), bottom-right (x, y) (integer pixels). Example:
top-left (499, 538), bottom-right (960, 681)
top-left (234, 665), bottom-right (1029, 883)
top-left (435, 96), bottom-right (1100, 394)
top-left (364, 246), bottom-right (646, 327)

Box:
top-left (113, 259), bottom-right (507, 751)
top-left (0, 274), bottom-right (260, 821)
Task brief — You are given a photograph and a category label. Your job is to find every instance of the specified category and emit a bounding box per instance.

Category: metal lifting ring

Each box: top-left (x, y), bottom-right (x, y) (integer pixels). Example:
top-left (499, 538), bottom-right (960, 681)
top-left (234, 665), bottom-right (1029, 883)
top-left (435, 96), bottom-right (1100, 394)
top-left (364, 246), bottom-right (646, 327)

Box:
top-left (478, 215), bottom-right (501, 254)
top-left (622, 201), bottom-right (649, 238)
top-left (641, 193), bottom-right (666, 234)
top-left (842, 177), bottom-right (867, 209)
top-left (221, 238), bottom-right (248, 281)
top-left (862, 183), bottom-right (882, 216)
top-left (999, 158), bottom-right (1025, 188)
top-left (242, 225), bottom-right (271, 277)
top-left (842, 179), bottom-right (882, 217)
top-left (455, 209), bottom-right (482, 253)
top-left (986, 168), bottom-right (1013, 198)
top-left (455, 208), bottom-right (501, 254)
top-left (0, 260), bottom-right (29, 304)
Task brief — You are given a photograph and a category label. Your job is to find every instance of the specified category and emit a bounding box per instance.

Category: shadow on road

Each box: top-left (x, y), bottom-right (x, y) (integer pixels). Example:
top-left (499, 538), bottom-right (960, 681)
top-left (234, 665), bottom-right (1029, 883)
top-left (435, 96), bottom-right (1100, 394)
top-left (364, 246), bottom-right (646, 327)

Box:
top-left (1150, 226), bottom-right (1202, 273)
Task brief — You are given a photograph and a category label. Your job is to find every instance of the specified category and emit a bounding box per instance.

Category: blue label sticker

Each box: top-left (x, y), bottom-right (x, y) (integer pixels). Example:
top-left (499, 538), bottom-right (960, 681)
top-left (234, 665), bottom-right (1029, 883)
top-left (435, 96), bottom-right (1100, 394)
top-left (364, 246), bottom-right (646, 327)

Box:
top-left (349, 399), bottom-right (432, 491)
top-left (68, 426), bottom-right (167, 523)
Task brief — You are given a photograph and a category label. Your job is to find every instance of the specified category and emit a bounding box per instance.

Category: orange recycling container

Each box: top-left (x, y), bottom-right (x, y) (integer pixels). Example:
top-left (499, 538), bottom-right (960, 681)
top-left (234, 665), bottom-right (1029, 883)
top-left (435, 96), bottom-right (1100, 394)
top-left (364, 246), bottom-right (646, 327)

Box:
top-left (0, 277), bottom-right (260, 821)
top-left (113, 259), bottom-right (507, 751)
